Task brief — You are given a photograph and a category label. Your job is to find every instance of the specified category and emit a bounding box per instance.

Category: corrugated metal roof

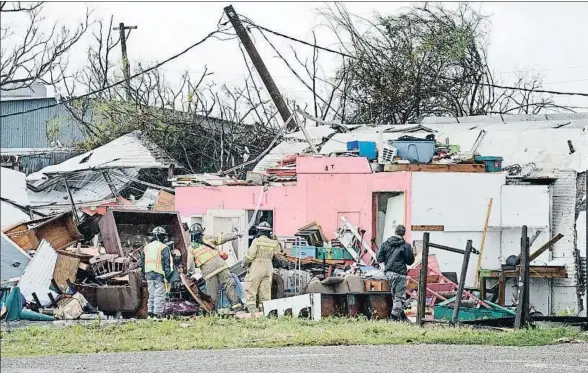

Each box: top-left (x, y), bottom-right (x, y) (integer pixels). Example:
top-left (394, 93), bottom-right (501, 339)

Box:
top-left (1, 167), bottom-right (34, 228)
top-left (318, 113), bottom-right (588, 176)
top-left (17, 239), bottom-right (58, 306)
top-left (1, 202), bottom-right (31, 229)
top-left (1, 233), bottom-right (31, 281)
top-left (420, 112), bottom-right (588, 125)
top-left (32, 131), bottom-right (180, 177)
top-left (27, 168), bottom-right (139, 215)
top-left (0, 98), bottom-right (86, 148)
top-left (253, 141), bottom-right (310, 172)
top-left (1, 167), bottom-right (29, 206)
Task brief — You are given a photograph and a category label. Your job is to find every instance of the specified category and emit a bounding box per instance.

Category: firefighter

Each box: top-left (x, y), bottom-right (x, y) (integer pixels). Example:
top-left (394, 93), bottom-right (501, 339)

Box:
top-left (139, 226), bottom-right (173, 319)
top-left (243, 221), bottom-right (281, 313)
top-left (188, 223), bottom-right (244, 311)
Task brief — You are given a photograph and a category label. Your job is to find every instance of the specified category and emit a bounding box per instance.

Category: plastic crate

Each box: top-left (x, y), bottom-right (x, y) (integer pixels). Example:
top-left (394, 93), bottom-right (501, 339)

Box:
top-left (346, 141), bottom-right (377, 161)
top-left (291, 246), bottom-right (316, 258)
top-left (316, 247), bottom-right (354, 260)
top-left (434, 305), bottom-right (514, 321)
top-left (390, 139), bottom-right (435, 163)
top-left (474, 156), bottom-right (503, 172)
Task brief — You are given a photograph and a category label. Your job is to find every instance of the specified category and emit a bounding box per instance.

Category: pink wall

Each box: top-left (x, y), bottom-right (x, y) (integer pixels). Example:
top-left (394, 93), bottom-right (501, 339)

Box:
top-left (175, 156), bottom-right (412, 243)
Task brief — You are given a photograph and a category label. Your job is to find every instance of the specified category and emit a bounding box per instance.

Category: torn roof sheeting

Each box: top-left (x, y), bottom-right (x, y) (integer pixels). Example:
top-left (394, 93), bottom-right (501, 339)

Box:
top-left (27, 168), bottom-right (139, 215)
top-left (1, 233), bottom-right (31, 282)
top-left (27, 130), bottom-right (182, 180)
top-left (319, 113), bottom-right (588, 177)
top-left (254, 125), bottom-right (340, 172)
top-left (17, 239), bottom-right (58, 307)
top-left (1, 167), bottom-right (35, 228)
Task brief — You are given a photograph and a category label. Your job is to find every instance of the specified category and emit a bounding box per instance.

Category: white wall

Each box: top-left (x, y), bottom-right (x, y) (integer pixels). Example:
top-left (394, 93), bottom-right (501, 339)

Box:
top-left (411, 173), bottom-right (554, 313)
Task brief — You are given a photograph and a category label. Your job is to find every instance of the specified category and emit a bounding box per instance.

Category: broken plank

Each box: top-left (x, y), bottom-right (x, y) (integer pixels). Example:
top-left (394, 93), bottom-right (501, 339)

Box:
top-left (53, 254), bottom-right (80, 290)
top-left (411, 225), bottom-right (445, 232)
top-left (384, 163), bottom-right (486, 173)
top-left (515, 233), bottom-right (564, 265)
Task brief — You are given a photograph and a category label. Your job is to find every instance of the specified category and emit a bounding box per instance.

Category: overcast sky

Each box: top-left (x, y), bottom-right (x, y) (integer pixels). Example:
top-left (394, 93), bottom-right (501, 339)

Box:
top-left (29, 2), bottom-right (588, 112)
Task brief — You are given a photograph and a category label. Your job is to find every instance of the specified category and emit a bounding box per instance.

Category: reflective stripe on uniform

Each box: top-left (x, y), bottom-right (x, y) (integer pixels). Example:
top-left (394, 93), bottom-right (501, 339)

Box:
top-left (144, 241), bottom-right (167, 275)
top-left (191, 242), bottom-right (218, 267)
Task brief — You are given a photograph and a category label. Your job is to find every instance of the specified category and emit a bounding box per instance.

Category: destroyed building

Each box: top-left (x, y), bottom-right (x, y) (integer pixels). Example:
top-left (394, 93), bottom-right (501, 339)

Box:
top-left (174, 112), bottom-right (588, 316)
top-left (1, 111), bottom-right (586, 325)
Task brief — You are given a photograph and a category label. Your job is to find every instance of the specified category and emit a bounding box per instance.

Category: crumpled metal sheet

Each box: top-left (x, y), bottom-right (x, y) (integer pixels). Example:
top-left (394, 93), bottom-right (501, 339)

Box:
top-left (17, 240), bottom-right (58, 306)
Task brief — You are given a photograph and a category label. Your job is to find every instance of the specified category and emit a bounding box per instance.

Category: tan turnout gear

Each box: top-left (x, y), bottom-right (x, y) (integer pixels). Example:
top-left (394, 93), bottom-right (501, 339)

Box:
top-left (188, 232), bottom-right (242, 309)
top-left (244, 235), bottom-right (281, 312)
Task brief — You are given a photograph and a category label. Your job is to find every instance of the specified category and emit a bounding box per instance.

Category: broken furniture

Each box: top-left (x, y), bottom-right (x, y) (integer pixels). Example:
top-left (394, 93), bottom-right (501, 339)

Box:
top-left (479, 266), bottom-right (568, 307)
top-left (73, 269), bottom-right (142, 314)
top-left (3, 212), bottom-right (82, 252)
top-left (98, 209), bottom-right (188, 268)
top-left (304, 275), bottom-right (365, 295)
top-left (301, 275), bottom-right (393, 319)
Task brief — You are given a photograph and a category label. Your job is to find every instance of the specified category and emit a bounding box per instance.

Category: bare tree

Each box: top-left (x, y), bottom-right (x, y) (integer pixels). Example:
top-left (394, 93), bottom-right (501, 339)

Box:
top-left (315, 2), bottom-right (572, 123)
top-left (0, 1), bottom-right (91, 91)
top-left (57, 15), bottom-right (279, 178)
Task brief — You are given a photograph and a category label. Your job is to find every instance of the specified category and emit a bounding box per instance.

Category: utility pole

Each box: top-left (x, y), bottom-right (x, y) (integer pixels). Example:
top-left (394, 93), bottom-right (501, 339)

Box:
top-left (224, 5), bottom-right (295, 130)
top-left (113, 22), bottom-right (137, 101)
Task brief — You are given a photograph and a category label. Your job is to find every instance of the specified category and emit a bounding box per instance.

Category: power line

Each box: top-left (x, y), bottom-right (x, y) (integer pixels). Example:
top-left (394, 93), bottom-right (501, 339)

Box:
top-left (239, 18), bottom-right (355, 59)
top-left (435, 76), bottom-right (588, 97)
top-left (0, 27), bottom-right (228, 119)
top-left (242, 17), bottom-right (588, 98)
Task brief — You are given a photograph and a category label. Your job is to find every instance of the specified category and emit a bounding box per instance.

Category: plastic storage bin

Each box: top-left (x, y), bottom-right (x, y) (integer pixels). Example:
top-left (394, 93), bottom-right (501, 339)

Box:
top-left (291, 246), bottom-right (316, 258)
top-left (346, 141), bottom-right (377, 161)
top-left (474, 156), bottom-right (503, 172)
top-left (390, 138), bottom-right (435, 163)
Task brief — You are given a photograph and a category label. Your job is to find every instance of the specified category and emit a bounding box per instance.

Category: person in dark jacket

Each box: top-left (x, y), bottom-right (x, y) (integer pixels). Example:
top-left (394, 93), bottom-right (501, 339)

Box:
top-left (377, 224), bottom-right (415, 321)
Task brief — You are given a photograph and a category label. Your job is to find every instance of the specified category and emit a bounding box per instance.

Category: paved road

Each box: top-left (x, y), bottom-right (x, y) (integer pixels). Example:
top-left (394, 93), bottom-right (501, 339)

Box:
top-left (2, 344), bottom-right (588, 373)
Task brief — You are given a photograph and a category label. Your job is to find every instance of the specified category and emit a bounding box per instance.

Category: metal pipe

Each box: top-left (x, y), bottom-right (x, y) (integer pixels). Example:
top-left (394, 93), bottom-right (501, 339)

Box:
top-left (428, 242), bottom-right (479, 255)
top-left (416, 233), bottom-right (430, 327)
top-left (451, 240), bottom-right (473, 324)
top-left (515, 225), bottom-right (529, 329)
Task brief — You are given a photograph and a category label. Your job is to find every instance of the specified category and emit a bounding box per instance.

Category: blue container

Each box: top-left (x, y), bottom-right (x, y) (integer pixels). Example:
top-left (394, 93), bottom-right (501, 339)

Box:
top-left (346, 141), bottom-right (377, 161)
top-left (390, 139), bottom-right (435, 163)
top-left (291, 246), bottom-right (317, 258)
top-left (475, 156), bottom-right (503, 172)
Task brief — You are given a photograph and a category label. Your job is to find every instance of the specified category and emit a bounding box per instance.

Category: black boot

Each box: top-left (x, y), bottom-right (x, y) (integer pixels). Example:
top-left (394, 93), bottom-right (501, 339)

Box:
top-left (388, 313), bottom-right (400, 322)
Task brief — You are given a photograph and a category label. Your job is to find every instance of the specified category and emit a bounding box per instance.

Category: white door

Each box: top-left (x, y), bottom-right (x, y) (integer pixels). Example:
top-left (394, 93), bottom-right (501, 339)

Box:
top-left (203, 209), bottom-right (248, 264)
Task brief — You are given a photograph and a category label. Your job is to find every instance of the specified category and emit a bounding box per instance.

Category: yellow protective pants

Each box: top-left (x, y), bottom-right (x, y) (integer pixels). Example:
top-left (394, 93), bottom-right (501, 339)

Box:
top-left (244, 259), bottom-right (272, 312)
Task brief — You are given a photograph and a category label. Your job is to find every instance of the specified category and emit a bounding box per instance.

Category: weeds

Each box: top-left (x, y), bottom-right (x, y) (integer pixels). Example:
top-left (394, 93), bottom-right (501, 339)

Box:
top-left (1, 317), bottom-right (586, 358)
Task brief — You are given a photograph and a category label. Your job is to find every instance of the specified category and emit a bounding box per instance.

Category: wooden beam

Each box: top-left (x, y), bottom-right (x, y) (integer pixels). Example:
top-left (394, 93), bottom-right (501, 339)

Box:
top-left (384, 163), bottom-right (486, 173)
top-left (411, 225), bottom-right (444, 232)
top-left (474, 198), bottom-right (493, 288)
top-left (515, 233), bottom-right (564, 265)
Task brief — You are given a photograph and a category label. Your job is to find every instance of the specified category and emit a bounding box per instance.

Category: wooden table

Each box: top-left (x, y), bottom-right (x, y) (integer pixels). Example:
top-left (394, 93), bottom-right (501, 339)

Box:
top-left (479, 266), bottom-right (567, 306)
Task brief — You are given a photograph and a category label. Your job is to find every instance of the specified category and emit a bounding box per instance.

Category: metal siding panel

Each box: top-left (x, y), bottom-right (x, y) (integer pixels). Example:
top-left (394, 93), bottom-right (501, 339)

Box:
top-left (0, 234), bottom-right (31, 281)
top-left (17, 239), bottom-right (58, 306)
top-left (0, 98), bottom-right (85, 148)
top-left (551, 170), bottom-right (579, 313)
